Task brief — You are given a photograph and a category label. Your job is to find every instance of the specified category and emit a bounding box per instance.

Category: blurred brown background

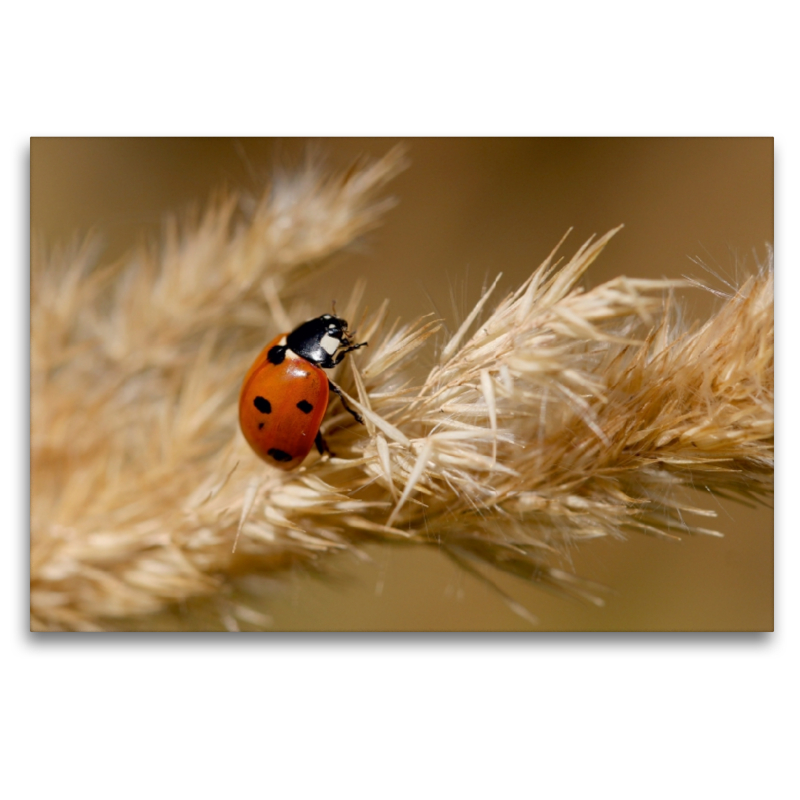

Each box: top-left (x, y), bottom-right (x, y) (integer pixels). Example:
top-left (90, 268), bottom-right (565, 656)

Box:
top-left (30, 138), bottom-right (773, 631)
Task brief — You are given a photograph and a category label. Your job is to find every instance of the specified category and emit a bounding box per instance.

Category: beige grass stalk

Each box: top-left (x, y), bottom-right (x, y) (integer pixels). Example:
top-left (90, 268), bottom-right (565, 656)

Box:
top-left (30, 149), bottom-right (774, 631)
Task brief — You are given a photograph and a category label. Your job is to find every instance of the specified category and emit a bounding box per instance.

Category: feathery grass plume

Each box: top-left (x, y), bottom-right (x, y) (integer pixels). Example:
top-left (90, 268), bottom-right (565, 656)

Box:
top-left (30, 150), bottom-right (773, 631)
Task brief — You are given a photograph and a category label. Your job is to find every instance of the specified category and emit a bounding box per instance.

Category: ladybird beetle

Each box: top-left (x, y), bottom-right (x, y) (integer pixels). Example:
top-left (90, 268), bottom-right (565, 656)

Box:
top-left (239, 314), bottom-right (367, 469)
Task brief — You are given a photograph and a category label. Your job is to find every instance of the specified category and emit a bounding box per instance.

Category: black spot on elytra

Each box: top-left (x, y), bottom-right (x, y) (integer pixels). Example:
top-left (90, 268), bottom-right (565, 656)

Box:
top-left (254, 396), bottom-right (272, 414)
top-left (258, 422), bottom-right (264, 430)
top-left (267, 346), bottom-right (286, 365)
top-left (267, 448), bottom-right (293, 463)
top-left (296, 399), bottom-right (313, 414)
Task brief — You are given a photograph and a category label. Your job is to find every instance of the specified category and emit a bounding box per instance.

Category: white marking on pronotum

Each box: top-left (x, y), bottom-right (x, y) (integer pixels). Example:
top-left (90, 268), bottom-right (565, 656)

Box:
top-left (320, 333), bottom-right (340, 355)
top-left (284, 349), bottom-right (304, 361)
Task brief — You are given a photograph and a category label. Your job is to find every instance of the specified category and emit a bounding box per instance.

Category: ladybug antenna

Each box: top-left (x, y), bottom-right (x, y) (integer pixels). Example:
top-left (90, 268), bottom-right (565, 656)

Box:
top-left (331, 300), bottom-right (337, 316)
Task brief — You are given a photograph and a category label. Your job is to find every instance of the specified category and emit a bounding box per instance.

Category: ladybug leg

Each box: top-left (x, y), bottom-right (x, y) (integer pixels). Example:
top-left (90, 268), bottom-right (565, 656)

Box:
top-left (315, 430), bottom-right (332, 457)
top-left (328, 380), bottom-right (364, 424)
top-left (333, 340), bottom-right (368, 365)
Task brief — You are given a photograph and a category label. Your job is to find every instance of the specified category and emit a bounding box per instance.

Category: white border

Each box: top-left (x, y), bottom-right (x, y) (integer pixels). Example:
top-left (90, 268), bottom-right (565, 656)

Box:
top-left (7, 4), bottom-right (795, 798)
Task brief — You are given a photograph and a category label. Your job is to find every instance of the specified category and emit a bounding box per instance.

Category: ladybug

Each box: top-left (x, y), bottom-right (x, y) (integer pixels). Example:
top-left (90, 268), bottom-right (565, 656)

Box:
top-left (239, 314), bottom-right (367, 469)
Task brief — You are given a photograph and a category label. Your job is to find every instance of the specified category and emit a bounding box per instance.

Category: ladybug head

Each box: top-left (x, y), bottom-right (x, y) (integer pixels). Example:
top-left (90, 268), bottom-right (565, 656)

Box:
top-left (286, 314), bottom-right (366, 369)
